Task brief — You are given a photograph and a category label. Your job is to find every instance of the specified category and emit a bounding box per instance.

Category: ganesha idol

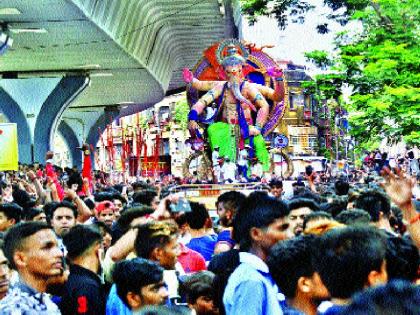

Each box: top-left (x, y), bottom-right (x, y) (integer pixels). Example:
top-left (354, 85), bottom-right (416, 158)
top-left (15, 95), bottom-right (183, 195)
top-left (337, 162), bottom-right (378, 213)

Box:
top-left (183, 39), bottom-right (286, 172)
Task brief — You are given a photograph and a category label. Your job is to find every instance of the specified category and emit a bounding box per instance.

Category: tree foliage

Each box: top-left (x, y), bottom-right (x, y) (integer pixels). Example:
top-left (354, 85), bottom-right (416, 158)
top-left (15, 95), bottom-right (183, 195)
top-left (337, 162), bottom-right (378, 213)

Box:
top-left (240, 0), bottom-right (370, 32)
top-left (173, 98), bottom-right (189, 129)
top-left (243, 0), bottom-right (419, 147)
top-left (338, 0), bottom-right (420, 146)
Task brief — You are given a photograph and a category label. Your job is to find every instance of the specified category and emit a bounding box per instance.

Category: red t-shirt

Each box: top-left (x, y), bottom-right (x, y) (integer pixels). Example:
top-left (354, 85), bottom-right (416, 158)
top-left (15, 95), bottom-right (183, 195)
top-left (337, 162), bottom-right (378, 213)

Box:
top-left (177, 243), bottom-right (207, 273)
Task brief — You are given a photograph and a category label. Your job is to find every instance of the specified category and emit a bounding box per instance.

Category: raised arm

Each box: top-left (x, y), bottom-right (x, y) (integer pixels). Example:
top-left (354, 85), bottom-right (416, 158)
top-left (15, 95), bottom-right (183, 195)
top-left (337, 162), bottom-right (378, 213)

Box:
top-left (256, 67), bottom-right (285, 102)
top-left (246, 84), bottom-right (270, 135)
top-left (183, 68), bottom-right (219, 91)
top-left (188, 84), bottom-right (224, 130)
top-left (256, 81), bottom-right (285, 103)
top-left (381, 167), bottom-right (420, 248)
top-left (65, 189), bottom-right (93, 223)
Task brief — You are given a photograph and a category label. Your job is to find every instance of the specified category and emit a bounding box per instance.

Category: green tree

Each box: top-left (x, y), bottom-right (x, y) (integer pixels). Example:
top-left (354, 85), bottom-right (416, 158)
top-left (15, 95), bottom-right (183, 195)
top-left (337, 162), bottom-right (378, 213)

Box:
top-left (242, 0), bottom-right (420, 147)
top-left (138, 112), bottom-right (149, 129)
top-left (173, 97), bottom-right (189, 129)
top-left (240, 0), bottom-right (371, 33)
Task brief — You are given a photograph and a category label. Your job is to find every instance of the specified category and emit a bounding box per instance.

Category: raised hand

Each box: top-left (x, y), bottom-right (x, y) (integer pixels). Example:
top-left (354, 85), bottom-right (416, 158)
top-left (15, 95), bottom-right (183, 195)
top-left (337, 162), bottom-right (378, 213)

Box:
top-left (381, 167), bottom-right (415, 207)
top-left (188, 120), bottom-right (199, 130)
top-left (249, 126), bottom-right (261, 136)
top-left (64, 188), bottom-right (77, 201)
top-left (266, 67), bottom-right (283, 79)
top-left (183, 68), bottom-right (194, 84)
top-left (27, 170), bottom-right (37, 182)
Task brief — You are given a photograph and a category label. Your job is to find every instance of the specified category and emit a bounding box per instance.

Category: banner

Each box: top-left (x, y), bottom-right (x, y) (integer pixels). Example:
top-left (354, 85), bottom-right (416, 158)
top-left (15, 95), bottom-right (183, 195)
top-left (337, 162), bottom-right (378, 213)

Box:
top-left (0, 123), bottom-right (18, 171)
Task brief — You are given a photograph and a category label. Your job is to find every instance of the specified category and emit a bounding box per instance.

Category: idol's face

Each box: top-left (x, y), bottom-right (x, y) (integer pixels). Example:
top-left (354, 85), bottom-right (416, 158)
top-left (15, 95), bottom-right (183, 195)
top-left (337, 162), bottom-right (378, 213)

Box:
top-left (224, 64), bottom-right (244, 82)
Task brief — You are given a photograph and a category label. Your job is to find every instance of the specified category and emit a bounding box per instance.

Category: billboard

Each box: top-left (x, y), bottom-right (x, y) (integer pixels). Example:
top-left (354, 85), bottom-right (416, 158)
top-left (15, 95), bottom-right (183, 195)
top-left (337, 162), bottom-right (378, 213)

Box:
top-left (0, 123), bottom-right (18, 171)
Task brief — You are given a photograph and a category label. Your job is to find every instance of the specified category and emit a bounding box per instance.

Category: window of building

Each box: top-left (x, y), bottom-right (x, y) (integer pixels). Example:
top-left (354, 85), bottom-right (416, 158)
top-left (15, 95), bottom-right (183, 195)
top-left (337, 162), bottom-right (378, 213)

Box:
top-left (291, 136), bottom-right (299, 146)
top-left (291, 93), bottom-right (304, 109)
top-left (162, 139), bottom-right (170, 155)
top-left (308, 136), bottom-right (318, 148)
top-left (289, 95), bottom-right (295, 110)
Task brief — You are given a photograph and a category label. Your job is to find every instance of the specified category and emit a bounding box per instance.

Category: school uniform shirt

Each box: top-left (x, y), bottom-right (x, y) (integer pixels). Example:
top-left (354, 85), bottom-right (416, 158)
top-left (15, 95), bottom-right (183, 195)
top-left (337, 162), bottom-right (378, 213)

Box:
top-left (223, 252), bottom-right (284, 315)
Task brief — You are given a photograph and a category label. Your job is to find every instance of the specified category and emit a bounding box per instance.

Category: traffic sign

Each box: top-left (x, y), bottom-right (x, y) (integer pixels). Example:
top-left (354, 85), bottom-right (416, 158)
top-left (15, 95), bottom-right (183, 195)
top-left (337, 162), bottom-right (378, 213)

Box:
top-left (273, 134), bottom-right (289, 148)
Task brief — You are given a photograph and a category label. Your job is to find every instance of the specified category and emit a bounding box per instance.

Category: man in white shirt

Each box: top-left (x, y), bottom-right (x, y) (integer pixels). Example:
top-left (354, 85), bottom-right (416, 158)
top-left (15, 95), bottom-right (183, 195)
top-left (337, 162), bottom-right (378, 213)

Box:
top-left (251, 159), bottom-right (263, 180)
top-left (212, 147), bottom-right (221, 183)
top-left (237, 148), bottom-right (249, 181)
top-left (221, 157), bottom-right (236, 183)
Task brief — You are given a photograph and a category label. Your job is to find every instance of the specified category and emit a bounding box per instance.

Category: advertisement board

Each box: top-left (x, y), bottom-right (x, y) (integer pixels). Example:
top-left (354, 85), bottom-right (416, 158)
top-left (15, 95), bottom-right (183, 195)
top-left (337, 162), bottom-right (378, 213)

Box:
top-left (0, 123), bottom-right (18, 171)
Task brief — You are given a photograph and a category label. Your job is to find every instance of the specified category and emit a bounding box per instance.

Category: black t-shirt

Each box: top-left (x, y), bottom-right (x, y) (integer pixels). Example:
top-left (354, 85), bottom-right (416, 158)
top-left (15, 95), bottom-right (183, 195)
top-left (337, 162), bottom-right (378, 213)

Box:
top-left (407, 151), bottom-right (415, 159)
top-left (59, 264), bottom-right (105, 315)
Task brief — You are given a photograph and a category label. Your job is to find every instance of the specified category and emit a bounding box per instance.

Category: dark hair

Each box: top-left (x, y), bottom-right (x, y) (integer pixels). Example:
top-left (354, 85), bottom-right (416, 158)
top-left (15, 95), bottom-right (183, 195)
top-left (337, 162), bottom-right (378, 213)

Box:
top-left (24, 207), bottom-right (45, 221)
top-left (43, 202), bottom-right (60, 221)
top-left (341, 280), bottom-right (420, 315)
top-left (319, 198), bottom-right (348, 217)
top-left (112, 193), bottom-right (127, 205)
top-left (233, 192), bottom-right (289, 251)
top-left (113, 258), bottom-right (164, 308)
top-left (132, 190), bottom-right (158, 206)
top-left (11, 189), bottom-right (35, 209)
top-left (112, 184), bottom-right (124, 194)
top-left (93, 192), bottom-right (114, 203)
top-left (92, 221), bottom-right (112, 236)
top-left (63, 225), bottom-right (102, 261)
top-left (132, 181), bottom-right (153, 191)
top-left (48, 201), bottom-right (78, 221)
top-left (269, 178), bottom-right (283, 188)
top-left (302, 211), bottom-right (332, 232)
top-left (334, 180), bottom-right (350, 196)
top-left (117, 206), bottom-right (154, 231)
top-left (216, 191), bottom-right (246, 215)
top-left (0, 203), bottom-right (23, 224)
top-left (313, 226), bottom-right (387, 299)
top-left (386, 236), bottom-right (419, 282)
top-left (184, 202), bottom-right (210, 230)
top-left (67, 172), bottom-right (83, 193)
top-left (134, 222), bottom-right (178, 259)
top-left (83, 198), bottom-right (96, 211)
top-left (181, 271), bottom-right (215, 304)
top-left (294, 190), bottom-right (322, 204)
top-left (335, 209), bottom-right (371, 225)
top-left (288, 198), bottom-right (320, 212)
top-left (354, 190), bottom-right (391, 222)
top-left (267, 235), bottom-right (316, 298)
top-left (3, 222), bottom-right (53, 269)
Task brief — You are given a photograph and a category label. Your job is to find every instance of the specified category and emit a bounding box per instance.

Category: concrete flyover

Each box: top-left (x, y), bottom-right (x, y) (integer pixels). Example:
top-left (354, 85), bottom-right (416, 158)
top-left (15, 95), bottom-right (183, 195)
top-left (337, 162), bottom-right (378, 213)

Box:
top-left (0, 0), bottom-right (241, 165)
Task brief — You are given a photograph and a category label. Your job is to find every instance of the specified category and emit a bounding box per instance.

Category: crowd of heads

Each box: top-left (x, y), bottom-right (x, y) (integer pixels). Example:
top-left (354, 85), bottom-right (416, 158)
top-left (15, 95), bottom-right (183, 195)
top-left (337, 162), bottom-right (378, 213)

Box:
top-left (0, 158), bottom-right (418, 315)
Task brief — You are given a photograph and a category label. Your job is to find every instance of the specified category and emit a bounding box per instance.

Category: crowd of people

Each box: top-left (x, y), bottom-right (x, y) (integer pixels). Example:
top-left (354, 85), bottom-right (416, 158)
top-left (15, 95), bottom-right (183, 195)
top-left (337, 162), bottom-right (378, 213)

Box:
top-left (0, 151), bottom-right (418, 315)
top-left (362, 147), bottom-right (419, 176)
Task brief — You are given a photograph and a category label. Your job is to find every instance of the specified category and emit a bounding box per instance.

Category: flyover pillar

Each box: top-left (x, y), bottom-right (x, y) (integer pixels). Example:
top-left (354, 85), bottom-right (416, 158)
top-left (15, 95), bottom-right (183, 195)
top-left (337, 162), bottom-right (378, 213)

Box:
top-left (33, 76), bottom-right (89, 163)
top-left (86, 108), bottom-right (119, 170)
top-left (58, 120), bottom-right (82, 169)
top-left (0, 88), bottom-right (32, 164)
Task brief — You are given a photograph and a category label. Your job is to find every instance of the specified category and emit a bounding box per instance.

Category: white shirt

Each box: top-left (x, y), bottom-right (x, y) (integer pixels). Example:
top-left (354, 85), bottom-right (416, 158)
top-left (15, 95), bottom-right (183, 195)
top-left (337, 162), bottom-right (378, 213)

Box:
top-left (212, 150), bottom-right (220, 166)
top-left (251, 163), bottom-right (263, 177)
top-left (222, 161), bottom-right (236, 181)
top-left (237, 149), bottom-right (248, 167)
